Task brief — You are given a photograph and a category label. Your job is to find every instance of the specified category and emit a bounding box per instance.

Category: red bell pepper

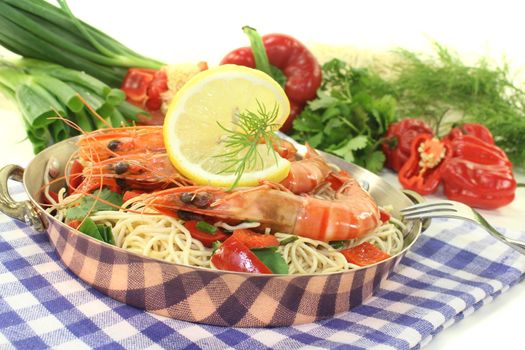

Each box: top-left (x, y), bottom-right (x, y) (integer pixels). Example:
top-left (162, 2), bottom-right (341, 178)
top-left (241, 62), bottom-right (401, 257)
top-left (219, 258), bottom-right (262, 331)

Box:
top-left (441, 136), bottom-right (516, 209)
top-left (445, 123), bottom-right (494, 145)
top-left (221, 26), bottom-right (322, 132)
top-left (340, 242), bottom-right (391, 267)
top-left (382, 118), bottom-right (434, 172)
top-left (211, 237), bottom-right (272, 274)
top-left (231, 229), bottom-right (279, 249)
top-left (398, 134), bottom-right (452, 195)
top-left (183, 220), bottom-right (229, 248)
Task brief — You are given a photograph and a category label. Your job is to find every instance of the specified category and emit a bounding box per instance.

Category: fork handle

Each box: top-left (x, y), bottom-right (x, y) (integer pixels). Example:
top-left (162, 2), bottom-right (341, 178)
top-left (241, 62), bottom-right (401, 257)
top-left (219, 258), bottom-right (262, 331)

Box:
top-left (474, 212), bottom-right (525, 255)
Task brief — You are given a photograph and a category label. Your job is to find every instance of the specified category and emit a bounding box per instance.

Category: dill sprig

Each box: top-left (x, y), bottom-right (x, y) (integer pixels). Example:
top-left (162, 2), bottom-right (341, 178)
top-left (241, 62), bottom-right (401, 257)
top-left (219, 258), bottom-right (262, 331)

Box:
top-left (384, 42), bottom-right (525, 167)
top-left (216, 100), bottom-right (281, 189)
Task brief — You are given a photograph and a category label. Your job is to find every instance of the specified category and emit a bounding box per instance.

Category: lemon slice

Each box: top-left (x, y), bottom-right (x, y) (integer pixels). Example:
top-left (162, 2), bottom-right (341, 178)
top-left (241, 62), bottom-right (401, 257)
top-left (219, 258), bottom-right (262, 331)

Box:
top-left (163, 64), bottom-right (291, 187)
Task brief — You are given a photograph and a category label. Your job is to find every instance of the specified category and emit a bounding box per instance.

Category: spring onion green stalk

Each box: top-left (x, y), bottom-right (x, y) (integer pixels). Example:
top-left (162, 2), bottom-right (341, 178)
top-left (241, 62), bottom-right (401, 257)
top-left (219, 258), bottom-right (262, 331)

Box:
top-left (0, 0), bottom-right (164, 86)
top-left (0, 58), bottom-right (149, 153)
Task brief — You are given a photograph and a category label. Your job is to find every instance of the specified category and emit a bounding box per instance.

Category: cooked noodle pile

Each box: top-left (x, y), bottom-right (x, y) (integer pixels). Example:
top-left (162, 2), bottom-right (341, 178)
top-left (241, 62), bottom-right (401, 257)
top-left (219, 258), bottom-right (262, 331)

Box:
top-left (46, 188), bottom-right (406, 274)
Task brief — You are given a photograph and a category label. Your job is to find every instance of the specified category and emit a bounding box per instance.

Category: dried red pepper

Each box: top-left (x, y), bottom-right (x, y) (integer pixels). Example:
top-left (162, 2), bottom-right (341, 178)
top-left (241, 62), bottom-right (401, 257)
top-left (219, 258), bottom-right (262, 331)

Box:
top-left (382, 118), bottom-right (434, 172)
top-left (398, 134), bottom-right (451, 195)
top-left (221, 26), bottom-right (322, 132)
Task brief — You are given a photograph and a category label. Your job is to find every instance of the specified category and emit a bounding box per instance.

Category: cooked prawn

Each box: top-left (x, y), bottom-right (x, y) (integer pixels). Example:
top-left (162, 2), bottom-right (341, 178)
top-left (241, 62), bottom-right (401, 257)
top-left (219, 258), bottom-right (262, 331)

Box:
top-left (77, 126), bottom-right (165, 161)
top-left (75, 152), bottom-right (193, 194)
top-left (140, 175), bottom-right (380, 242)
top-left (280, 145), bottom-right (332, 194)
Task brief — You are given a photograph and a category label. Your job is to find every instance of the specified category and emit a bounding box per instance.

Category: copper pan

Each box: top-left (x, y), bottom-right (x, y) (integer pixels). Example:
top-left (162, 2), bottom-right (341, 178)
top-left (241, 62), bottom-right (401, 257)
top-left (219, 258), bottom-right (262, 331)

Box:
top-left (0, 137), bottom-right (425, 327)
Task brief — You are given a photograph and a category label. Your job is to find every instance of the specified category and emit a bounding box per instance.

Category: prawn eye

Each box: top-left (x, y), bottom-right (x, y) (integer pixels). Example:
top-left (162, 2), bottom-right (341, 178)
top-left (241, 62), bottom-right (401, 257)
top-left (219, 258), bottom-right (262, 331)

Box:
top-left (107, 140), bottom-right (121, 151)
top-left (114, 161), bottom-right (129, 174)
top-left (180, 192), bottom-right (194, 204)
top-left (193, 192), bottom-right (212, 208)
top-left (180, 192), bottom-right (212, 208)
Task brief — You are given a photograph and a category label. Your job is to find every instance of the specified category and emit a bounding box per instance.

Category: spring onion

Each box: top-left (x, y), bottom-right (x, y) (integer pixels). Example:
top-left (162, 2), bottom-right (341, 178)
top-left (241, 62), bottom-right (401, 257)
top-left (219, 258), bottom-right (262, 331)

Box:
top-left (0, 58), bottom-right (149, 153)
top-left (0, 0), bottom-right (164, 86)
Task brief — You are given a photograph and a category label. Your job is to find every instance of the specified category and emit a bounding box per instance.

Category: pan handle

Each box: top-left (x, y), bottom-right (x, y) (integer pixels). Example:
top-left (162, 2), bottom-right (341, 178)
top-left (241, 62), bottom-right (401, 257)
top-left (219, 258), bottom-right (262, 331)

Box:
top-left (402, 189), bottom-right (431, 232)
top-left (0, 165), bottom-right (45, 232)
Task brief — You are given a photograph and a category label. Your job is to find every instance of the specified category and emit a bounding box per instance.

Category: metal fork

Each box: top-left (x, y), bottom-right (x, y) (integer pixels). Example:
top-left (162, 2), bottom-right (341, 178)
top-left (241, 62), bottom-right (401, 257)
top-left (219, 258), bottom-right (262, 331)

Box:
top-left (401, 200), bottom-right (525, 255)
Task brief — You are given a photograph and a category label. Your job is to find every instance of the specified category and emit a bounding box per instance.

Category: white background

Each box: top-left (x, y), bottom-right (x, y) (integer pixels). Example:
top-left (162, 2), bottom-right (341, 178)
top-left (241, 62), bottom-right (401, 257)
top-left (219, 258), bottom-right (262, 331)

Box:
top-left (1, 1), bottom-right (524, 348)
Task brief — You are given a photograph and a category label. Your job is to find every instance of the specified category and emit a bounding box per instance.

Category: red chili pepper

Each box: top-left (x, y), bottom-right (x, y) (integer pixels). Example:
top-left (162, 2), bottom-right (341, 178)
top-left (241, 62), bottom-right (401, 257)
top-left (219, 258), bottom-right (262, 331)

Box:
top-left (440, 135), bottom-right (516, 209)
top-left (183, 220), bottom-right (229, 248)
top-left (121, 68), bottom-right (169, 111)
top-left (211, 237), bottom-right (272, 274)
top-left (382, 118), bottom-right (434, 172)
top-left (340, 242), bottom-right (390, 267)
top-left (121, 68), bottom-right (157, 104)
top-left (231, 229), bottom-right (279, 249)
top-left (398, 134), bottom-right (452, 195)
top-left (221, 26), bottom-right (322, 132)
top-left (445, 123), bottom-right (494, 145)
top-left (145, 70), bottom-right (168, 110)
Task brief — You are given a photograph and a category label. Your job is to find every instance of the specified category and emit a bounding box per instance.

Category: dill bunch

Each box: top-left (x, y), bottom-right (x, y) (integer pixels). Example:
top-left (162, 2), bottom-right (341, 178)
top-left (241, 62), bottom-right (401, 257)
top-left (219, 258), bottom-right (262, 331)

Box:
top-left (384, 42), bottom-right (525, 168)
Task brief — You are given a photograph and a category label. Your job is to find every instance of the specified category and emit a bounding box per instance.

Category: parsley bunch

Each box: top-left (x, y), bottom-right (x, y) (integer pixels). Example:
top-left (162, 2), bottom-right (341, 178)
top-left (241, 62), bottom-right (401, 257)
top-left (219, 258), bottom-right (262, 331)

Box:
top-left (290, 59), bottom-right (397, 173)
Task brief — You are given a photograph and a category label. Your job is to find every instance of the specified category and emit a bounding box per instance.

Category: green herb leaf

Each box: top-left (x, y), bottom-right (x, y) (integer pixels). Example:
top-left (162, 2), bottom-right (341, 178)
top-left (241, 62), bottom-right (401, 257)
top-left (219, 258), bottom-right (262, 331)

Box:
top-left (331, 135), bottom-right (369, 162)
top-left (251, 247), bottom-right (289, 274)
top-left (279, 235), bottom-right (299, 246)
top-left (291, 58), bottom-right (396, 172)
top-left (329, 240), bottom-right (348, 249)
top-left (364, 150), bottom-right (386, 174)
top-left (215, 100), bottom-right (282, 189)
top-left (212, 240), bottom-right (222, 254)
top-left (196, 221), bottom-right (217, 234)
top-left (96, 224), bottom-right (115, 245)
top-left (66, 188), bottom-right (123, 220)
top-left (78, 217), bottom-right (104, 242)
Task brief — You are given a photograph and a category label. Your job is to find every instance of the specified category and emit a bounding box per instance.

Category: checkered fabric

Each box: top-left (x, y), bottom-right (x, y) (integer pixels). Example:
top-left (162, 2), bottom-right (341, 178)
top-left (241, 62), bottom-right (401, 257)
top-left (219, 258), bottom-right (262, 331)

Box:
top-left (1, 184), bottom-right (524, 349)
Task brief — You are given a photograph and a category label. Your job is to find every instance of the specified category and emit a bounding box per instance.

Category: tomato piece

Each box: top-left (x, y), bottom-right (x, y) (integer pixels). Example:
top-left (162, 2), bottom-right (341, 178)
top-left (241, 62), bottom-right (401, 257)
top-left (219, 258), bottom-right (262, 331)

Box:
top-left (379, 209), bottom-right (391, 223)
top-left (231, 229), bottom-right (279, 249)
top-left (67, 220), bottom-right (82, 229)
top-left (183, 220), bottom-right (229, 248)
top-left (340, 242), bottom-right (391, 266)
top-left (40, 190), bottom-right (59, 205)
top-left (68, 160), bottom-right (84, 192)
top-left (211, 237), bottom-right (272, 274)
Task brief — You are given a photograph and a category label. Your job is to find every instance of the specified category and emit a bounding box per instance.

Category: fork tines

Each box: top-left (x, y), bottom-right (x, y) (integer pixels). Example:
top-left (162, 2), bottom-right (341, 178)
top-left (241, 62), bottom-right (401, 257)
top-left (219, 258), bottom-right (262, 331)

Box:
top-left (401, 201), bottom-right (458, 220)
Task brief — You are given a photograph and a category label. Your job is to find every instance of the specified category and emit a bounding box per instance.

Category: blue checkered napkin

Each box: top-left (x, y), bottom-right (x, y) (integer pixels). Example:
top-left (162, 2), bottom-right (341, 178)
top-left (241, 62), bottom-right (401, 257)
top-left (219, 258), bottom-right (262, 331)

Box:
top-left (1, 184), bottom-right (524, 349)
